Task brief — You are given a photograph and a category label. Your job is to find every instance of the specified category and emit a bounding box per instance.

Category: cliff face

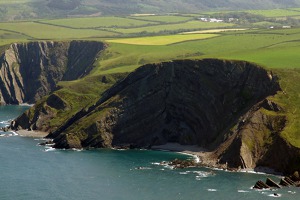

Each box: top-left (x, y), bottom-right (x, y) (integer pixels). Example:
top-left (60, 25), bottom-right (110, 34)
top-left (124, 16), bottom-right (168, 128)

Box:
top-left (0, 41), bottom-right (105, 104)
top-left (12, 58), bottom-right (300, 174)
top-left (40, 59), bottom-right (279, 148)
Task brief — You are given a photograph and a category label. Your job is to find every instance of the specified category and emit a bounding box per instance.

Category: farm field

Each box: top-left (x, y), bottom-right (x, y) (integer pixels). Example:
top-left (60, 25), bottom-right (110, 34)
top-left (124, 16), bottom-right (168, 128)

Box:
top-left (246, 9), bottom-right (300, 17)
top-left (106, 34), bottom-right (218, 45)
top-left (0, 21), bottom-right (117, 40)
top-left (41, 17), bottom-right (158, 29)
top-left (203, 8), bottom-right (300, 18)
top-left (105, 20), bottom-right (235, 34)
top-left (129, 15), bottom-right (193, 23)
top-left (95, 28), bottom-right (300, 75)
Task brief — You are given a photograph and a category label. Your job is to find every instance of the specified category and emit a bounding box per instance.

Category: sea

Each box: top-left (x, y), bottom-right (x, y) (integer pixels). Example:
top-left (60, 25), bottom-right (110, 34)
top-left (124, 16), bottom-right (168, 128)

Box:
top-left (0, 105), bottom-right (299, 200)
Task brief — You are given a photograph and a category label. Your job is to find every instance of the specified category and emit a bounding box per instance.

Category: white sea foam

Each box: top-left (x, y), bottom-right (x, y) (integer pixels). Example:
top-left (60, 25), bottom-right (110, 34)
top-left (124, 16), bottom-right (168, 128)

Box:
top-left (44, 147), bottom-right (56, 152)
top-left (151, 162), bottom-right (162, 166)
top-left (11, 131), bottom-right (18, 136)
top-left (179, 172), bottom-right (188, 175)
top-left (288, 191), bottom-right (296, 194)
top-left (268, 193), bottom-right (282, 198)
top-left (134, 167), bottom-right (152, 170)
top-left (207, 189), bottom-right (217, 192)
top-left (34, 138), bottom-right (49, 141)
top-left (71, 148), bottom-right (83, 152)
top-left (238, 190), bottom-right (250, 193)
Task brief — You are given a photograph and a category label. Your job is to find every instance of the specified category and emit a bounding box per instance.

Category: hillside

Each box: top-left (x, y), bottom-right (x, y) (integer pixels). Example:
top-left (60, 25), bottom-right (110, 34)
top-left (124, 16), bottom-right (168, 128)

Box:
top-left (1, 0), bottom-right (300, 20)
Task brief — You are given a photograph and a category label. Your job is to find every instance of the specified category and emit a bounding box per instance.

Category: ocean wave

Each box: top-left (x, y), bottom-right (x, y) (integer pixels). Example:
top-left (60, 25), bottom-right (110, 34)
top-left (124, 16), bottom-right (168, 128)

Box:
top-left (0, 133), bottom-right (15, 137)
top-left (268, 193), bottom-right (281, 198)
top-left (238, 190), bottom-right (250, 193)
top-left (134, 167), bottom-right (152, 170)
top-left (34, 138), bottom-right (49, 141)
top-left (207, 189), bottom-right (217, 192)
top-left (0, 120), bottom-right (10, 124)
top-left (11, 131), bottom-right (18, 136)
top-left (179, 172), bottom-right (188, 175)
top-left (179, 170), bottom-right (216, 180)
top-left (177, 152), bottom-right (201, 163)
top-left (44, 147), bottom-right (56, 152)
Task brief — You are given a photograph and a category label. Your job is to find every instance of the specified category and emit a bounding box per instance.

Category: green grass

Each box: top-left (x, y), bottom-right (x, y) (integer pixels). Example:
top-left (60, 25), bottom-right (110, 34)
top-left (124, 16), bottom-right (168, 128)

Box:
top-left (272, 69), bottom-right (300, 147)
top-left (0, 21), bottom-right (117, 39)
top-left (41, 17), bottom-right (158, 29)
top-left (91, 28), bottom-right (300, 76)
top-left (105, 21), bottom-right (235, 34)
top-left (0, 0), bottom-right (33, 4)
top-left (130, 15), bottom-right (193, 23)
top-left (106, 34), bottom-right (218, 45)
top-left (246, 9), bottom-right (300, 17)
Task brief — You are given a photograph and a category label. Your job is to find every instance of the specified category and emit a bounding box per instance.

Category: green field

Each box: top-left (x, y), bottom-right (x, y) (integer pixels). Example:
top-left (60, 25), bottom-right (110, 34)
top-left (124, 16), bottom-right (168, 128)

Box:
top-left (0, 0), bottom-right (33, 4)
top-left (106, 20), bottom-right (235, 34)
top-left (41, 17), bottom-right (158, 29)
top-left (106, 34), bottom-right (218, 45)
top-left (247, 9), bottom-right (300, 17)
top-left (203, 8), bottom-right (300, 18)
top-left (0, 21), bottom-right (116, 39)
top-left (130, 15), bottom-right (193, 23)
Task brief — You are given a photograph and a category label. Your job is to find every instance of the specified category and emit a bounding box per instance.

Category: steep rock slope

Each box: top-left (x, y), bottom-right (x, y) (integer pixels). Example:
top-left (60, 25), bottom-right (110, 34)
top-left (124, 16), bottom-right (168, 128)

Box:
top-left (38, 59), bottom-right (279, 149)
top-left (0, 41), bottom-right (105, 104)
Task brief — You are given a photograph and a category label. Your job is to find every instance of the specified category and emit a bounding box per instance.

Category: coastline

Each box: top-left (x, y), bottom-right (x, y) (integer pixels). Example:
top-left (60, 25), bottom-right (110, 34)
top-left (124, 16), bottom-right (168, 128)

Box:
top-left (16, 130), bottom-right (49, 138)
top-left (151, 143), bottom-right (280, 175)
top-left (151, 142), bottom-right (219, 167)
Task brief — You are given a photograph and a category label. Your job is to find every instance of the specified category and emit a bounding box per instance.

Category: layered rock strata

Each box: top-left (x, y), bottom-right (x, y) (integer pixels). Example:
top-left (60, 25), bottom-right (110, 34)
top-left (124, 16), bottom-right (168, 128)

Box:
top-left (0, 41), bottom-right (105, 104)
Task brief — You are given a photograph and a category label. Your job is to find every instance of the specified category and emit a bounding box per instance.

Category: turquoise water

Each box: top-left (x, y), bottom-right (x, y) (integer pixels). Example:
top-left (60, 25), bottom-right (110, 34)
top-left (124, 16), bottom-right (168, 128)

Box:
top-left (0, 106), bottom-right (299, 200)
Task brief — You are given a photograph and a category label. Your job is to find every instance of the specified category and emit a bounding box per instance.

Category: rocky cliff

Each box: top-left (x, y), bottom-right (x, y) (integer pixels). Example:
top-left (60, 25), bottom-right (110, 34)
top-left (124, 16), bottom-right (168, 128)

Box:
top-left (39, 59), bottom-right (279, 148)
top-left (0, 41), bottom-right (105, 104)
top-left (12, 58), bottom-right (300, 174)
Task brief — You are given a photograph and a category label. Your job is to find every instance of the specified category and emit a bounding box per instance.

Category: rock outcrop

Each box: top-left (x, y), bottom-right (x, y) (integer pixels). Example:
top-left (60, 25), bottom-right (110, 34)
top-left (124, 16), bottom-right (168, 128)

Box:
top-left (0, 40), bottom-right (105, 104)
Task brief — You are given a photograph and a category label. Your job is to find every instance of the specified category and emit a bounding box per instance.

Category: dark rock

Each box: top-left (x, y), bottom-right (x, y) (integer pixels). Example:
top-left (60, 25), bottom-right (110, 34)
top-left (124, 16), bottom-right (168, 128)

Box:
top-left (280, 178), bottom-right (291, 186)
top-left (1, 126), bottom-right (8, 132)
top-left (291, 171), bottom-right (300, 182)
top-left (261, 99), bottom-right (281, 111)
top-left (283, 177), bottom-right (295, 186)
top-left (46, 94), bottom-right (67, 110)
top-left (254, 180), bottom-right (270, 189)
top-left (266, 178), bottom-right (281, 188)
top-left (169, 158), bottom-right (197, 169)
